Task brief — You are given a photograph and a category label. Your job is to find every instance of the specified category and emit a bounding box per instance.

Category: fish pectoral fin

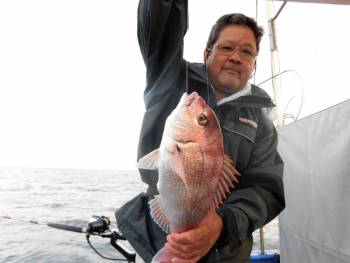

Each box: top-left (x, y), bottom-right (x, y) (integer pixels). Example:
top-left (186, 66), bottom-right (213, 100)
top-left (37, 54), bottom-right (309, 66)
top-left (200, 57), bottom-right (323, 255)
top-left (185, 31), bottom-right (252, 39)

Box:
top-left (137, 149), bottom-right (160, 170)
top-left (213, 155), bottom-right (241, 208)
top-left (170, 145), bottom-right (191, 198)
top-left (149, 195), bottom-right (170, 233)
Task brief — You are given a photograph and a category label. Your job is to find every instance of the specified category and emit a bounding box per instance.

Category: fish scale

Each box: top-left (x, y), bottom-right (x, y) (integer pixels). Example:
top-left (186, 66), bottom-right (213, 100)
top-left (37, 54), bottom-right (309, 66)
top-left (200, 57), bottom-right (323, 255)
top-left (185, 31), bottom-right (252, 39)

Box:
top-left (137, 92), bottom-right (240, 263)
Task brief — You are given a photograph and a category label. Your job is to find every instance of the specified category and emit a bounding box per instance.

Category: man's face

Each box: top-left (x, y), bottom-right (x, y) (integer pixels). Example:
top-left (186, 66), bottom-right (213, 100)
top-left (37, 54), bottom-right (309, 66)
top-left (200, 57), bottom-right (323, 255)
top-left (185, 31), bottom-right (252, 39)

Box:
top-left (204, 25), bottom-right (257, 101)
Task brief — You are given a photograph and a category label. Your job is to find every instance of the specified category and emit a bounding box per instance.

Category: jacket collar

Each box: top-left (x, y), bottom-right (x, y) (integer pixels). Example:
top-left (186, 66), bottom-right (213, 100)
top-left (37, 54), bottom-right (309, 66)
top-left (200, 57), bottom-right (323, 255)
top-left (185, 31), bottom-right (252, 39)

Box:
top-left (223, 85), bottom-right (275, 109)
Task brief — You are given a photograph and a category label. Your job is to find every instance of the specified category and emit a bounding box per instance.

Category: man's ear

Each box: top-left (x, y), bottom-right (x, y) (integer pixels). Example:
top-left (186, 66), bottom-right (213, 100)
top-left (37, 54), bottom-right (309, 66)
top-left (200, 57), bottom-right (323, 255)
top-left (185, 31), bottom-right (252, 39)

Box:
top-left (204, 48), bottom-right (210, 64)
top-left (250, 61), bottom-right (257, 78)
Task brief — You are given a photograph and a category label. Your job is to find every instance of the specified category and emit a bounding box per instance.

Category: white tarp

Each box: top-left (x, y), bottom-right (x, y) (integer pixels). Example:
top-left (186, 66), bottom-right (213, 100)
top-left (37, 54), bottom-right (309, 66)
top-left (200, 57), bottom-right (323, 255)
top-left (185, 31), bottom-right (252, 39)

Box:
top-left (277, 99), bottom-right (350, 263)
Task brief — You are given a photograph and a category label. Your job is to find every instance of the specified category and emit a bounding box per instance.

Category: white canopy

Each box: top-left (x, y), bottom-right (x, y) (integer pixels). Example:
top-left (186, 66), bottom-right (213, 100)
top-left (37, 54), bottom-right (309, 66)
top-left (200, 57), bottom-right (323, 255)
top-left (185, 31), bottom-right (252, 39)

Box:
top-left (277, 99), bottom-right (350, 263)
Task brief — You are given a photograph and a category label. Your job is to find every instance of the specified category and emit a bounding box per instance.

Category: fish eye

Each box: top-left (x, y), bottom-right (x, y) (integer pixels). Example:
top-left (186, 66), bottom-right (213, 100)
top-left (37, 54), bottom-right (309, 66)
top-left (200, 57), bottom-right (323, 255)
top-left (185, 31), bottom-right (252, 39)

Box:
top-left (197, 113), bottom-right (208, 126)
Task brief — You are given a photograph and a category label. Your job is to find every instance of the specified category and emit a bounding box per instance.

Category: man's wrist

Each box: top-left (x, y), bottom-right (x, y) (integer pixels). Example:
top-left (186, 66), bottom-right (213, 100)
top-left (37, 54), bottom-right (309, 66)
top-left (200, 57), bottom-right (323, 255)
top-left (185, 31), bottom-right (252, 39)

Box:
top-left (214, 209), bottom-right (229, 247)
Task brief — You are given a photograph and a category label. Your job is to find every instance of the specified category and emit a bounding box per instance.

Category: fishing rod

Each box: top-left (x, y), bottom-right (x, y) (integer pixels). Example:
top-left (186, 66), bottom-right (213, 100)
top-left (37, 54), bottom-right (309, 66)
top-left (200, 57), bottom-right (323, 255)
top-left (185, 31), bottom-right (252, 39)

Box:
top-left (1, 214), bottom-right (87, 233)
top-left (1, 214), bottom-right (136, 262)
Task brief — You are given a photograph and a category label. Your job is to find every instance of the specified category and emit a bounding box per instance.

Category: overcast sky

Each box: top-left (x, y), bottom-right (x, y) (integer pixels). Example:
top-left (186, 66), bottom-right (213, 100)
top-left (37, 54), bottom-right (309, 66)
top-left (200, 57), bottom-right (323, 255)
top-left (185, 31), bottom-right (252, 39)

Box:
top-left (0, 1), bottom-right (349, 170)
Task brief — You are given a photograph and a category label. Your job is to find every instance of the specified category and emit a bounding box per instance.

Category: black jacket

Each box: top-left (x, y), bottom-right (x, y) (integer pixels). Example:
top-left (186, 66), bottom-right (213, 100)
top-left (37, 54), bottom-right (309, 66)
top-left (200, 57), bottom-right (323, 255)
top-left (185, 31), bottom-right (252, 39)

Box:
top-left (116, 0), bottom-right (285, 262)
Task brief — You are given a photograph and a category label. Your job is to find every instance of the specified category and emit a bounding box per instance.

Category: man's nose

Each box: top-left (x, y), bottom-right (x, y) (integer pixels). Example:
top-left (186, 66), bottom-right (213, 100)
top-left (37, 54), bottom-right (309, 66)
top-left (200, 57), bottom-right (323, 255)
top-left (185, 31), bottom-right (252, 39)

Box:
top-left (228, 48), bottom-right (242, 64)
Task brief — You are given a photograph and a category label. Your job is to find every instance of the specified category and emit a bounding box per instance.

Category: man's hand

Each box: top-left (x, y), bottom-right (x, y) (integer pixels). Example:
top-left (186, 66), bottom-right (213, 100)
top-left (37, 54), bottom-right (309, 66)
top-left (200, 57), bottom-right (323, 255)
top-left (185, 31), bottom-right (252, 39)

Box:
top-left (165, 210), bottom-right (223, 263)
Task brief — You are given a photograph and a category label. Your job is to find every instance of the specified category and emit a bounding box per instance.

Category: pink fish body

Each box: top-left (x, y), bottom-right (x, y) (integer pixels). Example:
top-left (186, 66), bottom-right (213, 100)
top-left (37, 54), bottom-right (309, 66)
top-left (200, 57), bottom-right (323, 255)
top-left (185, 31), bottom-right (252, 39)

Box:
top-left (138, 92), bottom-right (239, 262)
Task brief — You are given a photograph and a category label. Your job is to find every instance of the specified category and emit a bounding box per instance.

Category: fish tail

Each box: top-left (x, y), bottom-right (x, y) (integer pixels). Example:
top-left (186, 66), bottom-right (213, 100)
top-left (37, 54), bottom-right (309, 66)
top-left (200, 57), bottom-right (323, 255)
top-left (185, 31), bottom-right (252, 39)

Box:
top-left (152, 246), bottom-right (176, 263)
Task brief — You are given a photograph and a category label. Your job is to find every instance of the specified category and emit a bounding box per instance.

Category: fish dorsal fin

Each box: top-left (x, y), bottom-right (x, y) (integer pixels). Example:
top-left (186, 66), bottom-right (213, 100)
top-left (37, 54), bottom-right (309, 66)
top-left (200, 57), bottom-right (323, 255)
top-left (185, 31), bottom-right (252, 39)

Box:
top-left (149, 195), bottom-right (170, 233)
top-left (137, 149), bottom-right (160, 170)
top-left (212, 155), bottom-right (241, 208)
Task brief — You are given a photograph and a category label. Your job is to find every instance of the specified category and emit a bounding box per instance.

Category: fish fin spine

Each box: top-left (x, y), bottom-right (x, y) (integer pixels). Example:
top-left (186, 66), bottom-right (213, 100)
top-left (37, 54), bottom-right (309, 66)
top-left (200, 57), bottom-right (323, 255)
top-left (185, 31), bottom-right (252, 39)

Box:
top-left (149, 195), bottom-right (170, 233)
top-left (212, 155), bottom-right (240, 208)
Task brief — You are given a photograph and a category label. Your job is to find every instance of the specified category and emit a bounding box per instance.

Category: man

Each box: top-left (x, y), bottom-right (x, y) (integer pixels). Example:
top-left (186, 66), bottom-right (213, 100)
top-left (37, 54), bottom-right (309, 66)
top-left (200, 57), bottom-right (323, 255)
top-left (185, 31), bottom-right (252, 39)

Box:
top-left (116, 1), bottom-right (285, 262)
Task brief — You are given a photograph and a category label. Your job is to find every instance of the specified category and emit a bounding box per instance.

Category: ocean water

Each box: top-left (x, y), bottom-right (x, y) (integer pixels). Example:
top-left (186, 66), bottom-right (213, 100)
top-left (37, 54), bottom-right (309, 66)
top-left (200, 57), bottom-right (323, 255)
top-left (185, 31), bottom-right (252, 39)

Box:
top-left (0, 167), bottom-right (279, 263)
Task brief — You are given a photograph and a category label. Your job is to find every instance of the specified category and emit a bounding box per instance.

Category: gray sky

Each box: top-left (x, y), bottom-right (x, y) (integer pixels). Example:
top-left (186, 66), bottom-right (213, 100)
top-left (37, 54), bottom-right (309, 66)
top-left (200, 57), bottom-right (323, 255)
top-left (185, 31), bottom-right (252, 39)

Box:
top-left (0, 1), bottom-right (349, 170)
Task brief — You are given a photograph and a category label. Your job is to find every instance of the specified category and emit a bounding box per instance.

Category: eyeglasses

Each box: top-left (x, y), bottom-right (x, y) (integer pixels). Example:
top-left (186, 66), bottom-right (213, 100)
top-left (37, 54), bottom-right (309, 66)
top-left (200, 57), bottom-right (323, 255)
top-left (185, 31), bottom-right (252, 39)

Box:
top-left (210, 42), bottom-right (257, 60)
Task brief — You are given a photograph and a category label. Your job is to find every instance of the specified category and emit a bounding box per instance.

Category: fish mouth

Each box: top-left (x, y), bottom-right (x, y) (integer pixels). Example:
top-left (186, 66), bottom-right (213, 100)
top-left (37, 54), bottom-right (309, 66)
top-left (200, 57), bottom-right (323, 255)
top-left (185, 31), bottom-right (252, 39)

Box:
top-left (181, 92), bottom-right (199, 107)
top-left (172, 136), bottom-right (192, 146)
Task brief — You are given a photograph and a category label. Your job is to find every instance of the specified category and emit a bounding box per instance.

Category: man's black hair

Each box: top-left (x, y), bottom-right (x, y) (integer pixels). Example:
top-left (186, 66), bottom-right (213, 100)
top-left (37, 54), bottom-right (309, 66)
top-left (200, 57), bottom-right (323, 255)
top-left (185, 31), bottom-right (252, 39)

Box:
top-left (206, 13), bottom-right (264, 52)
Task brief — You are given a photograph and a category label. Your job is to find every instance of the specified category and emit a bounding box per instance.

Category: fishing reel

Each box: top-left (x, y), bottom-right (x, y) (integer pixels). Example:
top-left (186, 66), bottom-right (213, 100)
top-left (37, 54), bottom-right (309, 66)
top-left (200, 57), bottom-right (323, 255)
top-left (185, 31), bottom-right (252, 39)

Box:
top-left (84, 215), bottom-right (135, 262)
top-left (87, 215), bottom-right (111, 234)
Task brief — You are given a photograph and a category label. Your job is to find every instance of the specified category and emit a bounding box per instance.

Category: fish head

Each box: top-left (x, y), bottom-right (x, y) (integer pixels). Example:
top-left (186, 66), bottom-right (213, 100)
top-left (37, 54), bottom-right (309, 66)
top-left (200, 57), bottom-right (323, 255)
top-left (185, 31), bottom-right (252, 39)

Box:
top-left (157, 92), bottom-right (225, 227)
top-left (164, 92), bottom-right (223, 154)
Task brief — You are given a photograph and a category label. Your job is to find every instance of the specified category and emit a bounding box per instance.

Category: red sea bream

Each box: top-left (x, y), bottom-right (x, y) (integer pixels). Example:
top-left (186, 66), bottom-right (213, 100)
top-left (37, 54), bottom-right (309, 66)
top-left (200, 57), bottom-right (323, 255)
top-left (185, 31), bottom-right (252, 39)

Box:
top-left (138, 92), bottom-right (240, 262)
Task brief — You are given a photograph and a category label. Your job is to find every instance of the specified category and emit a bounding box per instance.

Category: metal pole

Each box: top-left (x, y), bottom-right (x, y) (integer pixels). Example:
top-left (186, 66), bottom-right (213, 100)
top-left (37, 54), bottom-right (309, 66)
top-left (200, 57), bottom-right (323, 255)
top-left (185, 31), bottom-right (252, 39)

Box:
top-left (257, 0), bottom-right (287, 256)
top-left (259, 225), bottom-right (265, 255)
top-left (265, 0), bottom-right (286, 128)
top-left (256, 0), bottom-right (288, 255)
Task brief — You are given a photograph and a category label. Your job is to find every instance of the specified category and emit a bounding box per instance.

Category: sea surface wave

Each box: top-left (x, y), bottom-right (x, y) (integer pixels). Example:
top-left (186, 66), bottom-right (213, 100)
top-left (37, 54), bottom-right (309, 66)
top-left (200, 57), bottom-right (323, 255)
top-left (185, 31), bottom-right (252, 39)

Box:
top-left (0, 167), bottom-right (279, 262)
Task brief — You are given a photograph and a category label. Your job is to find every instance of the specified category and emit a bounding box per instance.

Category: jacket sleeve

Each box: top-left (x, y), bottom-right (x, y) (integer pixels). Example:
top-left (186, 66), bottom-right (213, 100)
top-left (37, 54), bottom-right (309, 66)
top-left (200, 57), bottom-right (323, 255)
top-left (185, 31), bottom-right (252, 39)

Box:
top-left (137, 0), bottom-right (188, 109)
top-left (217, 111), bottom-right (285, 248)
top-left (137, 0), bottom-right (189, 190)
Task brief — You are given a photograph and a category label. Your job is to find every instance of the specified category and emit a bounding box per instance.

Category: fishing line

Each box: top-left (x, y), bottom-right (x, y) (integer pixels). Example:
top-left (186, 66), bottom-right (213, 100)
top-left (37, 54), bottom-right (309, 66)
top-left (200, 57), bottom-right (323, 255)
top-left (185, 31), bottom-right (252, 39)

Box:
top-left (1, 215), bottom-right (47, 225)
top-left (207, 74), bottom-right (210, 103)
top-left (252, 63), bottom-right (257, 85)
top-left (281, 70), bottom-right (305, 123)
top-left (86, 235), bottom-right (129, 262)
top-left (257, 70), bottom-right (285, 87)
top-left (1, 214), bottom-right (87, 233)
top-left (257, 69), bottom-right (305, 122)
top-left (256, 0), bottom-right (258, 20)
top-left (186, 61), bottom-right (189, 94)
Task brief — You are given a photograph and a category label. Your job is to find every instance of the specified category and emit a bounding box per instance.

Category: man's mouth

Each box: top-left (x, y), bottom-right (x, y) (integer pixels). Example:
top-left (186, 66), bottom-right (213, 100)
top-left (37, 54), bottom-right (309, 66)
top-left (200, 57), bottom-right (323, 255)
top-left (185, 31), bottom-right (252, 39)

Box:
top-left (223, 68), bottom-right (240, 77)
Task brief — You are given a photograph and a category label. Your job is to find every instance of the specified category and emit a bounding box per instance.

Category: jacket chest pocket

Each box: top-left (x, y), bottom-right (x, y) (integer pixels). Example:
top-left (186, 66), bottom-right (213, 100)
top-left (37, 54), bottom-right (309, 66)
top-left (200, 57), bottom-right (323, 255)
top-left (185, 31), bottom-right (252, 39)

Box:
top-left (222, 120), bottom-right (257, 171)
